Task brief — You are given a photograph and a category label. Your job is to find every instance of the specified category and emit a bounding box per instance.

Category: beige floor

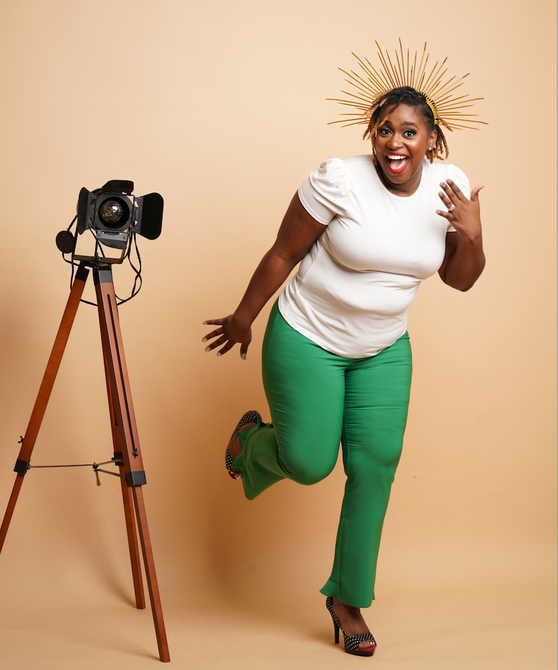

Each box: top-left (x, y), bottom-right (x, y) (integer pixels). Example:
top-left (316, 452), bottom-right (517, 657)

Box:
top-left (0, 568), bottom-right (555, 670)
top-left (0, 447), bottom-right (555, 669)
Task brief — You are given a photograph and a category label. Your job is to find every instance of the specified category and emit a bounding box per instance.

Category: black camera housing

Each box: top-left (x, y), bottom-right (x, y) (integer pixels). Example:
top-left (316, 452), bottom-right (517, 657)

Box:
top-left (76, 180), bottom-right (163, 251)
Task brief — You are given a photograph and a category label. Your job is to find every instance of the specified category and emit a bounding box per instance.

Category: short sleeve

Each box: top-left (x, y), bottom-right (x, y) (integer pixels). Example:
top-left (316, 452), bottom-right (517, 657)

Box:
top-left (446, 164), bottom-right (471, 233)
top-left (297, 158), bottom-right (350, 225)
top-left (447, 164), bottom-right (471, 198)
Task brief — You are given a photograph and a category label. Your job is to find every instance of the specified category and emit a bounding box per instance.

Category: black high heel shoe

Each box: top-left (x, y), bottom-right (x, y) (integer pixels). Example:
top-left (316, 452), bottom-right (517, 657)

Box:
top-left (325, 596), bottom-right (377, 657)
top-left (225, 410), bottom-right (262, 480)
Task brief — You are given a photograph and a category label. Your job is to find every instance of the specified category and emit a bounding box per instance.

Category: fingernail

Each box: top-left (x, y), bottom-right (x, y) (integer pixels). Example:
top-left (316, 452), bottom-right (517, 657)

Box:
top-left (205, 346), bottom-right (211, 352)
top-left (216, 352), bottom-right (221, 357)
top-left (202, 338), bottom-right (207, 342)
top-left (242, 353), bottom-right (247, 360)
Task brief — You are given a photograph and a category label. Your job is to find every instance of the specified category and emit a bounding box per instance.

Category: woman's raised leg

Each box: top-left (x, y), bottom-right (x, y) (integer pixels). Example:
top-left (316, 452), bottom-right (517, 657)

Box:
top-left (232, 303), bottom-right (347, 499)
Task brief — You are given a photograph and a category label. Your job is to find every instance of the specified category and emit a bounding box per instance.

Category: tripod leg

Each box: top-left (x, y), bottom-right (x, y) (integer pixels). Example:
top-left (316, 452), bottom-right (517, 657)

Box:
top-left (102, 348), bottom-right (146, 610)
top-left (0, 263), bottom-right (89, 554)
top-left (0, 476), bottom-right (25, 554)
top-left (118, 470), bottom-right (147, 610)
top-left (95, 266), bottom-right (170, 662)
top-left (133, 486), bottom-right (171, 663)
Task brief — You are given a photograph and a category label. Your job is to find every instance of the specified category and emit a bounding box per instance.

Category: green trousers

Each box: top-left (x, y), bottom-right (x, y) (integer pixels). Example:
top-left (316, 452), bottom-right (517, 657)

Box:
top-left (234, 303), bottom-right (412, 607)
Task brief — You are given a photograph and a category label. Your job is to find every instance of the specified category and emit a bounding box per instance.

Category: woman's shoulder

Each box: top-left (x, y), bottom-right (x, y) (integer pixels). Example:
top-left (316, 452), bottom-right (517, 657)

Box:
top-left (306, 157), bottom-right (352, 196)
top-left (306, 155), bottom-right (377, 199)
top-left (341, 154), bottom-right (375, 174)
top-left (312, 155), bottom-right (375, 185)
top-left (424, 161), bottom-right (470, 196)
top-left (312, 155), bottom-right (372, 173)
top-left (299, 157), bottom-right (361, 222)
top-left (425, 161), bottom-right (467, 180)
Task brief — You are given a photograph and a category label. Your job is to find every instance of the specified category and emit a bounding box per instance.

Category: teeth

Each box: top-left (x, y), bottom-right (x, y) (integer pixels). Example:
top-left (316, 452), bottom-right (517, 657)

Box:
top-left (388, 155), bottom-right (407, 160)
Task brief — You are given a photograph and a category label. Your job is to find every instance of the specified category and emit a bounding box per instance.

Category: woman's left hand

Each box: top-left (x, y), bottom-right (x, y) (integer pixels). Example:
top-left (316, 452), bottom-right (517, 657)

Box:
top-left (436, 179), bottom-right (484, 238)
top-left (436, 179), bottom-right (486, 291)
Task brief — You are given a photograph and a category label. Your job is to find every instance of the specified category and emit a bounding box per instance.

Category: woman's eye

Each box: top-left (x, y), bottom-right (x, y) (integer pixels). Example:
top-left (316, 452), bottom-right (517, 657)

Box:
top-left (379, 127), bottom-right (391, 135)
top-left (403, 130), bottom-right (416, 138)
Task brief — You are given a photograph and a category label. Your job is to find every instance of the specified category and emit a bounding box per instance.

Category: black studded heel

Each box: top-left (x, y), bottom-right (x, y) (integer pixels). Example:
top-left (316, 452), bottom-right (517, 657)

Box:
top-left (325, 596), bottom-right (377, 657)
top-left (225, 410), bottom-right (262, 480)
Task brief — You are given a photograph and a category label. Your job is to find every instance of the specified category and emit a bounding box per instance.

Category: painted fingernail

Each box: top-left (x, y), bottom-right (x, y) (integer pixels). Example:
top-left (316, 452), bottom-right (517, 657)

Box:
top-left (202, 338), bottom-right (207, 342)
top-left (205, 346), bottom-right (211, 351)
top-left (242, 353), bottom-right (247, 360)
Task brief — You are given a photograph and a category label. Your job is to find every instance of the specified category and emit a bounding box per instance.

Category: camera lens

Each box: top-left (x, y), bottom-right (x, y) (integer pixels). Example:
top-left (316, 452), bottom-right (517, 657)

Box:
top-left (98, 198), bottom-right (129, 228)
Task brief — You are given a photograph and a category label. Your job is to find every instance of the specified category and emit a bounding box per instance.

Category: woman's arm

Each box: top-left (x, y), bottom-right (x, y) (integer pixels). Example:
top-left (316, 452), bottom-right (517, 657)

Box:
top-left (203, 192), bottom-right (326, 358)
top-left (437, 179), bottom-right (486, 291)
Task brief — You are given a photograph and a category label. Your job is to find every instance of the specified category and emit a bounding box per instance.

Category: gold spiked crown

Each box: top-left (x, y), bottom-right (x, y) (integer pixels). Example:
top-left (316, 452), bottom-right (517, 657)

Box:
top-left (329, 40), bottom-right (487, 133)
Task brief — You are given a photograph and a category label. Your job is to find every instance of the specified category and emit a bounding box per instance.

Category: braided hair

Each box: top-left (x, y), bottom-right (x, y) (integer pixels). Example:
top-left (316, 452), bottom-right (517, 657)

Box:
top-left (365, 86), bottom-right (449, 163)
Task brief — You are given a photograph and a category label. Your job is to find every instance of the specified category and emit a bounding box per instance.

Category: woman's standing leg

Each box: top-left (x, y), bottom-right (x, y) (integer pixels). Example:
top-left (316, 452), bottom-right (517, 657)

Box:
top-left (321, 333), bottom-right (412, 608)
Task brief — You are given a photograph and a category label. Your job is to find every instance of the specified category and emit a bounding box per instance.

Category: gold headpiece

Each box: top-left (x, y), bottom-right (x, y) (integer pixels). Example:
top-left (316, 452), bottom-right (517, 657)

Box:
top-left (329, 40), bottom-right (487, 132)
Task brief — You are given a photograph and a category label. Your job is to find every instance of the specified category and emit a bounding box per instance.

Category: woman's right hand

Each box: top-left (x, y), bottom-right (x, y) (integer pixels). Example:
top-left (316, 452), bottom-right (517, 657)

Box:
top-left (202, 314), bottom-right (252, 359)
top-left (202, 193), bottom-right (325, 361)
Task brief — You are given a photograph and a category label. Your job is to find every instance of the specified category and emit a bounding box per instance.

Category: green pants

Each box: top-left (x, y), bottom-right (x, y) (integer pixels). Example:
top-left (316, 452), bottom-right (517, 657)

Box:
top-left (234, 303), bottom-right (412, 607)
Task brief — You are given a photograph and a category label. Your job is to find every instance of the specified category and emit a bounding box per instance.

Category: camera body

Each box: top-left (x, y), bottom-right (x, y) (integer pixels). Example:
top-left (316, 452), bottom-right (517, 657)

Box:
top-left (76, 180), bottom-right (163, 251)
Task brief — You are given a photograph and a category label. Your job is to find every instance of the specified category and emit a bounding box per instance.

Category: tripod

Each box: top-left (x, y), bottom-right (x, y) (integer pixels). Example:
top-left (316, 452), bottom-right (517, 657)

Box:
top-left (0, 261), bottom-right (170, 663)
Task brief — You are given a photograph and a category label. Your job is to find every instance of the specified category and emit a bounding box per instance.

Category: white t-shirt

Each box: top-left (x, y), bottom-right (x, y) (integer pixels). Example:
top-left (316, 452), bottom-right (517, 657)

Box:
top-left (278, 155), bottom-right (470, 358)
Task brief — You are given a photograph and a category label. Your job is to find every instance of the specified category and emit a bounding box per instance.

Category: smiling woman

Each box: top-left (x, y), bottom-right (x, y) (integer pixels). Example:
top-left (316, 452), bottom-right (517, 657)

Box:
top-left (202, 41), bottom-right (486, 658)
top-left (373, 99), bottom-right (437, 195)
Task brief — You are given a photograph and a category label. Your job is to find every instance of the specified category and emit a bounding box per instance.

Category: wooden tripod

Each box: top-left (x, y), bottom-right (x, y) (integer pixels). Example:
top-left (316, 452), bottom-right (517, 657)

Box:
top-left (0, 261), bottom-right (170, 663)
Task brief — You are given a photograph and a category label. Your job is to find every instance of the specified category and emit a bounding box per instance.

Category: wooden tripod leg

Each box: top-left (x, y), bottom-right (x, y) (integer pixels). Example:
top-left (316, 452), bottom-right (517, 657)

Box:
top-left (102, 348), bottom-right (146, 610)
top-left (118, 472), bottom-right (147, 610)
top-left (133, 486), bottom-right (171, 663)
top-left (0, 263), bottom-right (90, 554)
top-left (94, 266), bottom-right (170, 663)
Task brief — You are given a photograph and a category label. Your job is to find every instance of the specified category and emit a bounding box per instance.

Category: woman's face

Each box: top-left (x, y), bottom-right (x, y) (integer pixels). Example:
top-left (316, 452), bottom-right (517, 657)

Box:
top-left (373, 103), bottom-right (437, 196)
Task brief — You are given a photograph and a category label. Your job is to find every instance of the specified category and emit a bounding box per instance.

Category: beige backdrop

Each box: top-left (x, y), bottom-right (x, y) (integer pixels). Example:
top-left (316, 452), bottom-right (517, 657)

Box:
top-left (0, 1), bottom-right (555, 669)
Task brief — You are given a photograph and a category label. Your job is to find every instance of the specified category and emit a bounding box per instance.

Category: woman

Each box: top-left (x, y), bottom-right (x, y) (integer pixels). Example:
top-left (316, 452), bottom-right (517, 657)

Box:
top-left (202, 44), bottom-right (485, 657)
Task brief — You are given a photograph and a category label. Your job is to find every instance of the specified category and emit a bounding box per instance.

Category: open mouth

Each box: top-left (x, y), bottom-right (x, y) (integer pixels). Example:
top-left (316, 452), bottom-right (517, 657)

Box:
top-left (386, 154), bottom-right (409, 174)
